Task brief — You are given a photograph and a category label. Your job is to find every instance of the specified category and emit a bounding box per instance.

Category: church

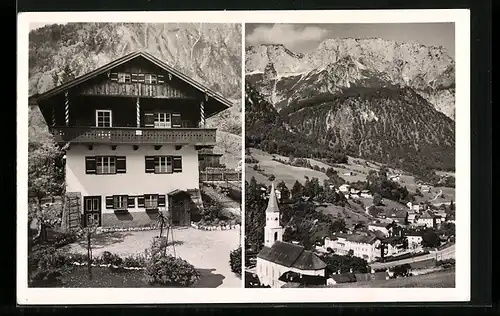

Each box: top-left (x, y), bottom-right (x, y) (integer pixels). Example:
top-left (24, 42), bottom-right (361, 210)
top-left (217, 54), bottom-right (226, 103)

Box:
top-left (256, 182), bottom-right (327, 288)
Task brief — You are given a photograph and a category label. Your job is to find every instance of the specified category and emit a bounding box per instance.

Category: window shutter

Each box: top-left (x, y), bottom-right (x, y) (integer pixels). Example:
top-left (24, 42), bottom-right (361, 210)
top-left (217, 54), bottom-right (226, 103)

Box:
top-left (116, 156), bottom-right (126, 173)
top-left (144, 112), bottom-right (154, 127)
top-left (158, 195), bottom-right (166, 207)
top-left (85, 156), bottom-right (96, 174)
top-left (173, 156), bottom-right (182, 173)
top-left (138, 73), bottom-right (145, 83)
top-left (172, 113), bottom-right (181, 128)
top-left (127, 196), bottom-right (135, 208)
top-left (131, 73), bottom-right (138, 82)
top-left (105, 196), bottom-right (114, 209)
top-left (110, 73), bottom-right (118, 81)
top-left (145, 156), bottom-right (155, 173)
top-left (137, 196), bottom-right (145, 208)
top-left (158, 74), bottom-right (165, 84)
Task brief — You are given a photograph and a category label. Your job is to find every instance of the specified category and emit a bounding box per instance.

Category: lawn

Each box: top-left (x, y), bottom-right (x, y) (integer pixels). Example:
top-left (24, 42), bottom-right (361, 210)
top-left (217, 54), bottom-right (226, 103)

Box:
top-left (61, 266), bottom-right (153, 288)
top-left (246, 149), bottom-right (329, 188)
top-left (333, 269), bottom-right (455, 288)
top-left (316, 204), bottom-right (371, 226)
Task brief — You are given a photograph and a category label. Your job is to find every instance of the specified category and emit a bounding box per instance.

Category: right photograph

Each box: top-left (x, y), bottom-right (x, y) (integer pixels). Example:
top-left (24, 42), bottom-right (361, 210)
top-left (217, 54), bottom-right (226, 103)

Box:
top-left (244, 23), bottom-right (456, 288)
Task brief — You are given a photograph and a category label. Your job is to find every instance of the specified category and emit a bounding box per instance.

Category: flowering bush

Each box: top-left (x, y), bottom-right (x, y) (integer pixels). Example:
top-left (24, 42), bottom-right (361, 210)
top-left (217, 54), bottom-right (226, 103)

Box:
top-left (229, 246), bottom-right (242, 276)
top-left (101, 251), bottom-right (123, 266)
top-left (144, 254), bottom-right (200, 287)
top-left (123, 254), bottom-right (147, 268)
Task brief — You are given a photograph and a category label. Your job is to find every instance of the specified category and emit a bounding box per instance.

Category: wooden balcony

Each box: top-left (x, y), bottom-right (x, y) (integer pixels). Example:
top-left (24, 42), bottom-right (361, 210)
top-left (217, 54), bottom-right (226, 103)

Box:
top-left (51, 126), bottom-right (217, 145)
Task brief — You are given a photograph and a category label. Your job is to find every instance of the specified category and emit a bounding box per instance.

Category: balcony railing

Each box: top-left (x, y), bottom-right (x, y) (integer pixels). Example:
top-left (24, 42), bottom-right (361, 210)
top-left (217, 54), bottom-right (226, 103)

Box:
top-left (51, 126), bottom-right (217, 145)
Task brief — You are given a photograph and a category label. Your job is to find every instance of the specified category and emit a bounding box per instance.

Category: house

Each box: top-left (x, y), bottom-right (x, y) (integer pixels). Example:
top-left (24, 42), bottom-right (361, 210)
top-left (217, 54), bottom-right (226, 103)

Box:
top-left (385, 210), bottom-right (408, 225)
top-left (406, 233), bottom-right (423, 249)
top-left (389, 174), bottom-right (401, 182)
top-left (198, 147), bottom-right (224, 171)
top-left (381, 236), bottom-right (407, 256)
top-left (360, 190), bottom-right (373, 199)
top-left (350, 188), bottom-right (360, 195)
top-left (256, 183), bottom-right (327, 288)
top-left (324, 232), bottom-right (382, 263)
top-left (417, 211), bottom-right (436, 228)
top-left (406, 201), bottom-right (421, 212)
top-left (407, 211), bottom-right (417, 224)
top-left (367, 222), bottom-right (393, 237)
top-left (339, 184), bottom-right (351, 193)
top-left (420, 185), bottom-right (432, 193)
top-left (30, 51), bottom-right (231, 229)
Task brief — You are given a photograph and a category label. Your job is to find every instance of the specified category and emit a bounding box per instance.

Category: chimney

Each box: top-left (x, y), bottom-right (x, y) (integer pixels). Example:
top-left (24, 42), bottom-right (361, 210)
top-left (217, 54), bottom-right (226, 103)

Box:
top-left (337, 269), bottom-right (340, 275)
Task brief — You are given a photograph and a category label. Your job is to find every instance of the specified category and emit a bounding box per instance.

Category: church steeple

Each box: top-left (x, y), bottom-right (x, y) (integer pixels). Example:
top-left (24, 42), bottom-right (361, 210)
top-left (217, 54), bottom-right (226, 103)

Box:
top-left (264, 182), bottom-right (283, 247)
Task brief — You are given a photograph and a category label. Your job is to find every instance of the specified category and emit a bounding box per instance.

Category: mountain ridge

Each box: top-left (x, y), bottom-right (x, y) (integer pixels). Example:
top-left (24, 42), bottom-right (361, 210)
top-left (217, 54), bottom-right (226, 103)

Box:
top-left (245, 38), bottom-right (455, 120)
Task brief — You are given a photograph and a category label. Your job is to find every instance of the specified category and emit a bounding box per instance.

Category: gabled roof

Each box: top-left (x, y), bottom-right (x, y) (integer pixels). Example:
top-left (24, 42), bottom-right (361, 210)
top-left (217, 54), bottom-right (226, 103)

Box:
top-left (257, 241), bottom-right (326, 271)
top-left (420, 211), bottom-right (435, 219)
top-left (31, 50), bottom-right (232, 115)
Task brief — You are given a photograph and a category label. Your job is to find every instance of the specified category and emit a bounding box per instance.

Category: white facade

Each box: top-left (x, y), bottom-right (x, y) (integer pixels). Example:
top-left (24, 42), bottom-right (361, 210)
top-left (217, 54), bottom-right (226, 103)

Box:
top-left (406, 235), bottom-right (423, 249)
top-left (417, 217), bottom-right (435, 228)
top-left (66, 144), bottom-right (199, 215)
top-left (256, 257), bottom-right (325, 288)
top-left (339, 184), bottom-right (350, 193)
top-left (324, 236), bottom-right (381, 263)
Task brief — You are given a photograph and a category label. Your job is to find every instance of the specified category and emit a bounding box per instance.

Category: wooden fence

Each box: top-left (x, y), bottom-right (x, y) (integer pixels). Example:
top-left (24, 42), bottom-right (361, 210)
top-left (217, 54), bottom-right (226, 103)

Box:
top-left (62, 194), bottom-right (82, 231)
top-left (200, 170), bottom-right (242, 182)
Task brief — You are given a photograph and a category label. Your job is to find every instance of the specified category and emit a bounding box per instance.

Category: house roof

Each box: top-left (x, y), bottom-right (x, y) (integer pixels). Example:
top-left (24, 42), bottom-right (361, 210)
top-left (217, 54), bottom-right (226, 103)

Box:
top-left (30, 50), bottom-right (232, 118)
top-left (278, 271), bottom-right (327, 284)
top-left (420, 211), bottom-right (435, 219)
top-left (369, 222), bottom-right (391, 228)
top-left (346, 234), bottom-right (379, 245)
top-left (257, 241), bottom-right (326, 270)
top-left (266, 182), bottom-right (281, 213)
top-left (386, 210), bottom-right (408, 218)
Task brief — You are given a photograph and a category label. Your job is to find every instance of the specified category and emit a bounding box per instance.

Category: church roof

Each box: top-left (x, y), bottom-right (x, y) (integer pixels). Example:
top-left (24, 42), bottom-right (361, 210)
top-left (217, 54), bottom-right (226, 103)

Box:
top-left (257, 241), bottom-right (327, 270)
top-left (265, 182), bottom-right (280, 213)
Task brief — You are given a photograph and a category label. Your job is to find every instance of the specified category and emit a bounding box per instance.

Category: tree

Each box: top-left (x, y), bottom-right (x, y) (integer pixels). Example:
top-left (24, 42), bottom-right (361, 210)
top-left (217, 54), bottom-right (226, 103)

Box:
top-left (80, 217), bottom-right (99, 280)
top-left (245, 177), bottom-right (267, 250)
top-left (291, 180), bottom-right (304, 201)
top-left (60, 64), bottom-right (76, 84)
top-left (28, 137), bottom-right (64, 241)
top-left (373, 193), bottom-right (383, 206)
top-left (229, 246), bottom-right (242, 276)
top-left (421, 229), bottom-right (441, 248)
top-left (276, 181), bottom-right (290, 202)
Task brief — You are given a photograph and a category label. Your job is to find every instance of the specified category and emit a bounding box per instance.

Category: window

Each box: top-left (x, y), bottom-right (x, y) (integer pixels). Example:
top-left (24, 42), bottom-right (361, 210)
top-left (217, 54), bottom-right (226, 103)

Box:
top-left (86, 156), bottom-right (125, 175)
top-left (114, 195), bottom-right (128, 209)
top-left (96, 110), bottom-right (112, 127)
top-left (118, 73), bottom-right (131, 83)
top-left (96, 156), bottom-right (116, 174)
top-left (155, 156), bottom-right (172, 173)
top-left (145, 156), bottom-right (182, 174)
top-left (154, 112), bottom-right (171, 128)
top-left (143, 194), bottom-right (166, 210)
top-left (145, 74), bottom-right (157, 84)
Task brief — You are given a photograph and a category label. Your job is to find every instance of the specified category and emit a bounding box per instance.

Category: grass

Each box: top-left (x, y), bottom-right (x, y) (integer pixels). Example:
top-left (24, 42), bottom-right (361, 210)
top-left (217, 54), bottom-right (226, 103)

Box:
top-left (60, 266), bottom-right (154, 288)
top-left (316, 204), bottom-right (371, 226)
top-left (246, 148), bottom-right (329, 188)
top-left (333, 269), bottom-right (455, 288)
top-left (215, 131), bottom-right (242, 170)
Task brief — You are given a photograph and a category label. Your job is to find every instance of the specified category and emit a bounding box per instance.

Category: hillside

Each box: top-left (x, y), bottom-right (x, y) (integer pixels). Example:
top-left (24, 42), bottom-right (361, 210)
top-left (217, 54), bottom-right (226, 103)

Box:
top-left (246, 39), bottom-right (455, 120)
top-left (29, 23), bottom-right (242, 136)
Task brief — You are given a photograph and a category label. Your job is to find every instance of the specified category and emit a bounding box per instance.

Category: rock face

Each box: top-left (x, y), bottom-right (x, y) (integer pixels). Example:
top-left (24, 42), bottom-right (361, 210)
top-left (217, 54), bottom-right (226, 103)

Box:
top-left (246, 38), bottom-right (455, 120)
top-left (29, 23), bottom-right (242, 101)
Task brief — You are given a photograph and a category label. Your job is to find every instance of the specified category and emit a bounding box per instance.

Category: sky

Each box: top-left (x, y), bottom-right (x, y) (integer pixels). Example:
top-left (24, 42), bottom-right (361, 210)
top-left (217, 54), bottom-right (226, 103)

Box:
top-left (246, 23), bottom-right (455, 58)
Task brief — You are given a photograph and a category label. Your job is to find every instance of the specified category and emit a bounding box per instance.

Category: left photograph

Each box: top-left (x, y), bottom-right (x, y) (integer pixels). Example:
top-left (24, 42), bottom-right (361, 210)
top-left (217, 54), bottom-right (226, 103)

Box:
top-left (27, 22), bottom-right (243, 288)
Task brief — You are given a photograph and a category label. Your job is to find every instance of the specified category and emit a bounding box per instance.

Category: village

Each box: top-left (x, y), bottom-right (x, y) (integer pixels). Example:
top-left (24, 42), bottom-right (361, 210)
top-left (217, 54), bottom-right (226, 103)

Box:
top-left (244, 167), bottom-right (456, 288)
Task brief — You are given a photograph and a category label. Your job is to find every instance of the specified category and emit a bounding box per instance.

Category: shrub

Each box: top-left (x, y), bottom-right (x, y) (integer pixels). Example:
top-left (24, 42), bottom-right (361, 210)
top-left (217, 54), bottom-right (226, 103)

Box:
top-left (101, 251), bottom-right (123, 266)
top-left (229, 246), bottom-right (242, 276)
top-left (144, 255), bottom-right (200, 287)
top-left (53, 231), bottom-right (79, 248)
top-left (29, 269), bottom-right (64, 287)
top-left (123, 255), bottom-right (147, 268)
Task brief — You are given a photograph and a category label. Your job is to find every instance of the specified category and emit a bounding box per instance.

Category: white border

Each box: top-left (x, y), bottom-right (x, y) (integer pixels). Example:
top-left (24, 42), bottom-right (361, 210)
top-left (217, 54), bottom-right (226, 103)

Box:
top-left (17, 9), bottom-right (470, 305)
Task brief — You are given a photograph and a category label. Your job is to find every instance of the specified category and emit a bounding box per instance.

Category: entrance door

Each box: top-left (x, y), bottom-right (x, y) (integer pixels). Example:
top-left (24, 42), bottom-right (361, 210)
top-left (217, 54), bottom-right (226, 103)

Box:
top-left (83, 196), bottom-right (102, 227)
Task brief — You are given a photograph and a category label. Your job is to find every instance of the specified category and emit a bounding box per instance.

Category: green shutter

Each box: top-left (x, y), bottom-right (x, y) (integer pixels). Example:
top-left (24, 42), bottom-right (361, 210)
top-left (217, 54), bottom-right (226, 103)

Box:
top-left (137, 196), bottom-right (145, 208)
top-left (172, 113), bottom-right (181, 128)
top-left (158, 195), bottom-right (166, 207)
top-left (145, 156), bottom-right (155, 173)
top-left (127, 196), bottom-right (135, 208)
top-left (85, 156), bottom-right (96, 174)
top-left (173, 156), bottom-right (182, 173)
top-left (144, 112), bottom-right (154, 127)
top-left (116, 156), bottom-right (126, 173)
top-left (110, 73), bottom-right (118, 81)
top-left (105, 196), bottom-right (114, 209)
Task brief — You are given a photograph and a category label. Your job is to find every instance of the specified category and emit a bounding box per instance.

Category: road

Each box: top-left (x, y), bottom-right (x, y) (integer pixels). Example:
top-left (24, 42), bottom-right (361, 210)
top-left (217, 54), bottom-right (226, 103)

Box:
top-left (370, 244), bottom-right (455, 270)
top-left (431, 189), bottom-right (443, 201)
